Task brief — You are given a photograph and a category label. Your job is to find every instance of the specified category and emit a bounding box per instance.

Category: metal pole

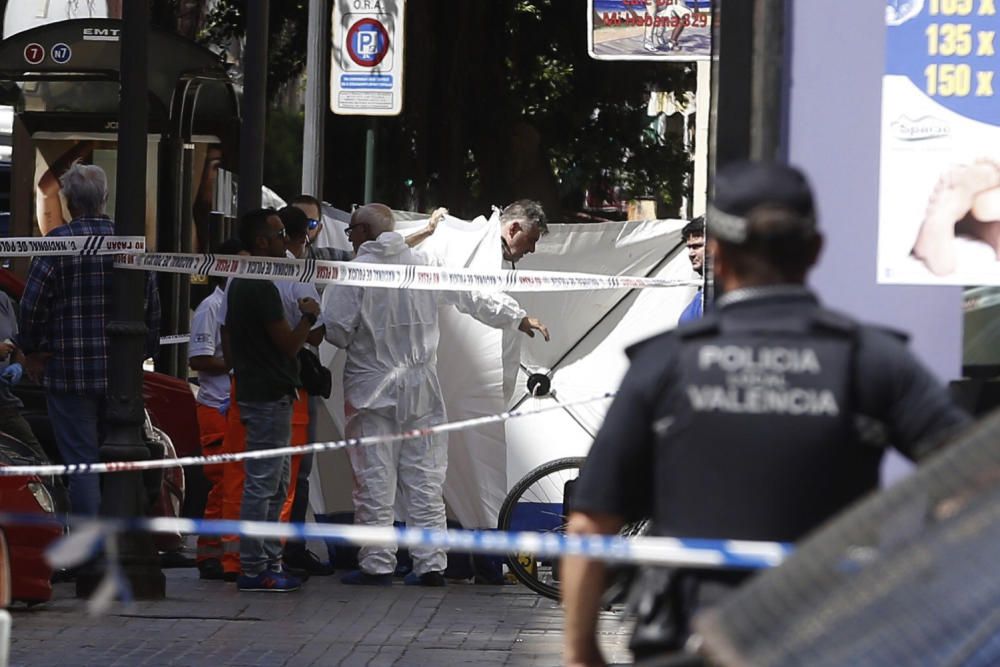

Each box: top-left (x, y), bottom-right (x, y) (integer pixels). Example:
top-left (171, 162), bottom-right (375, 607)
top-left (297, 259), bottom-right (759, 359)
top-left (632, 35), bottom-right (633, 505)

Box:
top-left (363, 119), bottom-right (376, 203)
top-left (86, 0), bottom-right (165, 599)
top-left (708, 0), bottom-right (754, 173)
top-left (302, 0), bottom-right (329, 196)
top-left (750, 0), bottom-right (786, 161)
top-left (238, 0), bottom-right (270, 216)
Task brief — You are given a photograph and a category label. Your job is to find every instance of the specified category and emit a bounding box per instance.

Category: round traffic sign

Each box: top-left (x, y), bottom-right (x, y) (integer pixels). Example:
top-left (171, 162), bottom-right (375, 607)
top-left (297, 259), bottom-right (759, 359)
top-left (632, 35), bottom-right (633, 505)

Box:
top-left (23, 42), bottom-right (44, 65)
top-left (50, 42), bottom-right (72, 64)
top-left (346, 18), bottom-right (390, 68)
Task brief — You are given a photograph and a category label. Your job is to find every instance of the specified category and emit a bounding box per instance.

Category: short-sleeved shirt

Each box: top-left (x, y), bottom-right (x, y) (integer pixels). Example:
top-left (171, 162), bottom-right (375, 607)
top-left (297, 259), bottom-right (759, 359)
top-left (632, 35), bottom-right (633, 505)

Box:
top-left (226, 278), bottom-right (300, 402)
top-left (188, 286), bottom-right (229, 409)
top-left (573, 286), bottom-right (970, 543)
top-left (678, 288), bottom-right (703, 324)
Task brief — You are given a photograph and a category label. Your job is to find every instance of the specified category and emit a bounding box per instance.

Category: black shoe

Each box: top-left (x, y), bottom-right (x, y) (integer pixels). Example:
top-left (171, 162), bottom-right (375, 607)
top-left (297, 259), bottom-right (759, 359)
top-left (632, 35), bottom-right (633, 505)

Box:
top-left (341, 570), bottom-right (392, 586)
top-left (223, 571), bottom-right (239, 583)
top-left (198, 559), bottom-right (225, 581)
top-left (284, 549), bottom-right (335, 576)
top-left (404, 571), bottom-right (446, 587)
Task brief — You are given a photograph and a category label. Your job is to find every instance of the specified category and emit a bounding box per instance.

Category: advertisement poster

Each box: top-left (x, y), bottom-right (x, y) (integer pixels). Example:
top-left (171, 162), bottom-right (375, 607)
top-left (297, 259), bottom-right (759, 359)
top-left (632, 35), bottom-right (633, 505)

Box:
top-left (331, 0), bottom-right (406, 116)
top-left (878, 0), bottom-right (1000, 285)
top-left (588, 0), bottom-right (712, 61)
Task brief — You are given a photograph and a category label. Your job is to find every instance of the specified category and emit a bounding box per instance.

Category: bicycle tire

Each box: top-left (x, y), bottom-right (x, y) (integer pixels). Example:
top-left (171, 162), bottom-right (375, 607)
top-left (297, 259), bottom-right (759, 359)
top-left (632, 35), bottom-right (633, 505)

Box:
top-left (497, 456), bottom-right (585, 601)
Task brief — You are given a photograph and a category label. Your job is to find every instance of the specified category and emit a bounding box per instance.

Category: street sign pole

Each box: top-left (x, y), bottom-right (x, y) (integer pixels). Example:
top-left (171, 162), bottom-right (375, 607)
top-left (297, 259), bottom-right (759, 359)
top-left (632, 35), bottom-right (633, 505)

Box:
top-left (331, 0), bottom-right (405, 205)
top-left (238, 0), bottom-right (269, 216)
top-left (364, 118), bottom-right (376, 203)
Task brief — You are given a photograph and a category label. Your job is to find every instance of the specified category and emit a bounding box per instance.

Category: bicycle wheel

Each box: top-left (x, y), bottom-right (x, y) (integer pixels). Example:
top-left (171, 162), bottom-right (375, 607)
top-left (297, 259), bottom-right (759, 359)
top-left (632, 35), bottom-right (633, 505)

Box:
top-left (497, 456), bottom-right (585, 601)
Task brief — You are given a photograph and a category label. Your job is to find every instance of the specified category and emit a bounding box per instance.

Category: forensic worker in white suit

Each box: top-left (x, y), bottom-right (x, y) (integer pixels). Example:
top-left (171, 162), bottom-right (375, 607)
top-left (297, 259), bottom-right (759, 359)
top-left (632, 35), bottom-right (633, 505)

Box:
top-left (322, 204), bottom-right (549, 586)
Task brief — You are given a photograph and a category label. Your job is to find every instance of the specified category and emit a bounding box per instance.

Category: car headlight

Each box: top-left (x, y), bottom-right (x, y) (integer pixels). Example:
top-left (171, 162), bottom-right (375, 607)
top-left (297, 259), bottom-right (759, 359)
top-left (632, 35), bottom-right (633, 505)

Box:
top-left (27, 482), bottom-right (54, 513)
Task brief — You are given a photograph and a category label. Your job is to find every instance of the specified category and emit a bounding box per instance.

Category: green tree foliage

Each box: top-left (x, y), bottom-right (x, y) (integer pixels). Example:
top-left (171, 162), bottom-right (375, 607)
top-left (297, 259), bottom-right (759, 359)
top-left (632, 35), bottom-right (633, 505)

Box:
top-left (264, 108), bottom-right (305, 203)
top-left (202, 0), bottom-right (694, 219)
top-left (201, 1), bottom-right (310, 100)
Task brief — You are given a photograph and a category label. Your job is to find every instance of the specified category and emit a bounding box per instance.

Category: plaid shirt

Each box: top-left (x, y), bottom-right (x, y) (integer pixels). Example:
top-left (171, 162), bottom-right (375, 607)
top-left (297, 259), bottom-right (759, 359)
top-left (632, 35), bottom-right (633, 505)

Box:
top-left (18, 217), bottom-right (161, 393)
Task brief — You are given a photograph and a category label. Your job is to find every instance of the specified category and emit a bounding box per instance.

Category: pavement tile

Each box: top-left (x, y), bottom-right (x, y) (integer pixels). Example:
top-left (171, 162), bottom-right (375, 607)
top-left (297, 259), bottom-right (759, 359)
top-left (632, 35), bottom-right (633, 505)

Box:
top-left (8, 569), bottom-right (630, 666)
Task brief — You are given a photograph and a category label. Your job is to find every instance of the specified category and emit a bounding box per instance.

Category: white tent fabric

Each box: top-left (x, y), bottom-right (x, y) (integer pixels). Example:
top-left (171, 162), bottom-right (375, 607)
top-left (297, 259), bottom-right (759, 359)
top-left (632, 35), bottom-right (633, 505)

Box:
top-left (311, 213), bottom-right (695, 529)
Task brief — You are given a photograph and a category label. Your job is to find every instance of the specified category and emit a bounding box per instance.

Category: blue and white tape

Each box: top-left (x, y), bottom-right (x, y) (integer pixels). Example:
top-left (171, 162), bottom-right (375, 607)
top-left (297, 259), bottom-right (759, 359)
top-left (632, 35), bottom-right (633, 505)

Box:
top-left (0, 393), bottom-right (616, 477)
top-left (0, 512), bottom-right (792, 570)
top-left (115, 251), bottom-right (700, 293)
top-left (0, 235), bottom-right (146, 256)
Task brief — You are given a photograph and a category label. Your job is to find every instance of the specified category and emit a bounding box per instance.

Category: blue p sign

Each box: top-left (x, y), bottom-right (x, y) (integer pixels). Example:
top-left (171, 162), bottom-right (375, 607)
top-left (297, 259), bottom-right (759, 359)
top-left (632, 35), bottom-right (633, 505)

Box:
top-left (346, 18), bottom-right (390, 68)
top-left (357, 31), bottom-right (377, 56)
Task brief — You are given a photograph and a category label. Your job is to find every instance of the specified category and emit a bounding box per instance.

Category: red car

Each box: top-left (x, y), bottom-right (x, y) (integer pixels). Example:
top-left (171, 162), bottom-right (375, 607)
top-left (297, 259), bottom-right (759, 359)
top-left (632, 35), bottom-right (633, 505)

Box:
top-left (0, 431), bottom-right (63, 604)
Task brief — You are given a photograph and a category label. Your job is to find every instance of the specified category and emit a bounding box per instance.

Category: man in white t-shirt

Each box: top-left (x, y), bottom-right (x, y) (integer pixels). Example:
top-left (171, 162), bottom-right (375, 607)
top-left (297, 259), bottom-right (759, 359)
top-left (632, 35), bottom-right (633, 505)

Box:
top-left (188, 239), bottom-right (243, 580)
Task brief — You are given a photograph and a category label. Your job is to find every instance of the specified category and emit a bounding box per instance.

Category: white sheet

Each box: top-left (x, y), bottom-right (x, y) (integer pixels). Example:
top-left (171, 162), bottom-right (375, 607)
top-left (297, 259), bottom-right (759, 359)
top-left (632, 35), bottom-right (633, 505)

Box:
top-left (312, 214), bottom-right (694, 529)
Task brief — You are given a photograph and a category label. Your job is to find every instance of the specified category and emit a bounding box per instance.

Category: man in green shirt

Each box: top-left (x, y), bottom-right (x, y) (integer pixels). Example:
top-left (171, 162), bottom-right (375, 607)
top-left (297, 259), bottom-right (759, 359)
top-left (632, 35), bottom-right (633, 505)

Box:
top-left (226, 208), bottom-right (320, 593)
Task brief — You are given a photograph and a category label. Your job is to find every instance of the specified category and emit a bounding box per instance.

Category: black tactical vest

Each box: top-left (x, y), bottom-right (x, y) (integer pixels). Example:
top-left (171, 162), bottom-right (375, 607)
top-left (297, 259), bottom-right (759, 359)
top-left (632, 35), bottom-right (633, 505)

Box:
top-left (649, 305), bottom-right (884, 542)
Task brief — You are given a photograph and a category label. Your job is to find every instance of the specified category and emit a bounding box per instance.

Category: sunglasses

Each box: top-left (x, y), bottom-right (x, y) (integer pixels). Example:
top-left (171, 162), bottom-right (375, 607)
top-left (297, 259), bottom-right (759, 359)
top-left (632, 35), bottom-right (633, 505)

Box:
top-left (307, 218), bottom-right (320, 231)
top-left (345, 223), bottom-right (366, 234)
top-left (267, 228), bottom-right (287, 240)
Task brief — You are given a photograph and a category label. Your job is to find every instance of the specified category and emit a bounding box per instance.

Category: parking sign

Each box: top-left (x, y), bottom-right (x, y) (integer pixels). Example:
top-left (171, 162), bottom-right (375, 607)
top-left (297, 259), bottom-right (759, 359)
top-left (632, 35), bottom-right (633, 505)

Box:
top-left (331, 0), bottom-right (406, 116)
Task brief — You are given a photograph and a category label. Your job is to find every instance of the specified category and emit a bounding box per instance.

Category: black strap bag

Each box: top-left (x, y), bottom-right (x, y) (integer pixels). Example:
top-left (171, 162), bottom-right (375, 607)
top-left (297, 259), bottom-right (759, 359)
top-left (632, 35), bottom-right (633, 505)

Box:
top-left (297, 347), bottom-right (332, 398)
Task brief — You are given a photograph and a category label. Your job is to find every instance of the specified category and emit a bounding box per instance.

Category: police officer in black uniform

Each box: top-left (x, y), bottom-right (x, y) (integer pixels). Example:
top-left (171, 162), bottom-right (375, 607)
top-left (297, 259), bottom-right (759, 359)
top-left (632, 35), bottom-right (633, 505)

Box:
top-left (561, 161), bottom-right (970, 667)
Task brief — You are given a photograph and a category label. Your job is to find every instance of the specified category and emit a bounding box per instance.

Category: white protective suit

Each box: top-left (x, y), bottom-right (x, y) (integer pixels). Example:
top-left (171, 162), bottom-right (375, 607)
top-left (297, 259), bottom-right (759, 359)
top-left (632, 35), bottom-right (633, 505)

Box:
top-left (322, 231), bottom-right (525, 575)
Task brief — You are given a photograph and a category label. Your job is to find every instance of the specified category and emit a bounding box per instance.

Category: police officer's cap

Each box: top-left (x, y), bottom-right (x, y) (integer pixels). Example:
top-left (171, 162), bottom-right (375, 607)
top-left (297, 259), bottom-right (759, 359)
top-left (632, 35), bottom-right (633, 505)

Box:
top-left (708, 161), bottom-right (816, 244)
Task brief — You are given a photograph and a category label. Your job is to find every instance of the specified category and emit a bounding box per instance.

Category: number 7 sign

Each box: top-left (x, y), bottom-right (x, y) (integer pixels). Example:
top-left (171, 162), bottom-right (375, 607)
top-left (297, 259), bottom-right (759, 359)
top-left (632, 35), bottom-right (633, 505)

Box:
top-left (23, 43), bottom-right (44, 65)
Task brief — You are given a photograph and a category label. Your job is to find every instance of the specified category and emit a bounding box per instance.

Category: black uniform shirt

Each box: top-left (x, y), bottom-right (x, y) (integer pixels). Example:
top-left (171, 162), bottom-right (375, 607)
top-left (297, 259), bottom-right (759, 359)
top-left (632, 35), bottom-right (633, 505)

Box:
top-left (573, 286), bottom-right (970, 543)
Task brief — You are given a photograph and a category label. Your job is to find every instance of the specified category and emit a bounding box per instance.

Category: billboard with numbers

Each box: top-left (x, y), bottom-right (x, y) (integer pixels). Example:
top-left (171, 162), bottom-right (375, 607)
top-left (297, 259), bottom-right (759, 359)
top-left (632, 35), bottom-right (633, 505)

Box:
top-left (588, 0), bottom-right (712, 61)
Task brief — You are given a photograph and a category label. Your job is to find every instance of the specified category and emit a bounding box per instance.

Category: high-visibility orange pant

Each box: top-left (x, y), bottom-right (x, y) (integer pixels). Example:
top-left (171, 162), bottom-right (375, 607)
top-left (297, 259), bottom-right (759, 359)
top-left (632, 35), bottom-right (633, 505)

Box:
top-left (281, 391), bottom-right (311, 522)
top-left (221, 381), bottom-right (310, 575)
top-left (195, 403), bottom-right (227, 563)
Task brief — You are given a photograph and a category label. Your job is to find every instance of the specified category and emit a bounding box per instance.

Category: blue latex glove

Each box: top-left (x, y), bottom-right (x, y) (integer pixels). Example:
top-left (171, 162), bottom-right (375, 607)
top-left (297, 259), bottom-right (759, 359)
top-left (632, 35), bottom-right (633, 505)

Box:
top-left (217, 396), bottom-right (230, 416)
top-left (0, 363), bottom-right (22, 387)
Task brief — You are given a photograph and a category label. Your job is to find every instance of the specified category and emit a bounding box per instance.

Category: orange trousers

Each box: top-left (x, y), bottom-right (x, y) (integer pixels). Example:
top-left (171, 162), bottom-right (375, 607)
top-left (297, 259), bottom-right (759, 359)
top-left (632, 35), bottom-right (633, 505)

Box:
top-left (195, 403), bottom-right (227, 563)
top-left (221, 381), bottom-right (310, 575)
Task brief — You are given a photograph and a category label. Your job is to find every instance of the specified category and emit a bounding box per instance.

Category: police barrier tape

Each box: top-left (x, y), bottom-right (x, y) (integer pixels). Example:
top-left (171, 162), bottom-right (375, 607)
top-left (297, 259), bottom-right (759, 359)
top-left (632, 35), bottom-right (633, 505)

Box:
top-left (0, 393), bottom-right (616, 477)
top-left (114, 252), bottom-right (701, 293)
top-left (0, 236), bottom-right (146, 256)
top-left (0, 512), bottom-right (791, 570)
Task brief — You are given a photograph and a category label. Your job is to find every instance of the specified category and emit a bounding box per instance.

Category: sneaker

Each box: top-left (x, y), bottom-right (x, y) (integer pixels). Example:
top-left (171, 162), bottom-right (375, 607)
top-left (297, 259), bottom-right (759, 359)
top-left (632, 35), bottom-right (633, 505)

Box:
top-left (284, 549), bottom-right (335, 576)
top-left (643, 41), bottom-right (659, 52)
top-left (340, 570), bottom-right (392, 586)
top-left (237, 569), bottom-right (302, 592)
top-left (403, 571), bottom-right (447, 587)
top-left (197, 558), bottom-right (225, 581)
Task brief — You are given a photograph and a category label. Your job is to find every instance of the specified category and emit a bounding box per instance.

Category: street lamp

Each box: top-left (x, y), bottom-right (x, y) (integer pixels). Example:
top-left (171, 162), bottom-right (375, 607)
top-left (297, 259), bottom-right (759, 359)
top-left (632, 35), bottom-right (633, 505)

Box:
top-left (78, 0), bottom-right (165, 599)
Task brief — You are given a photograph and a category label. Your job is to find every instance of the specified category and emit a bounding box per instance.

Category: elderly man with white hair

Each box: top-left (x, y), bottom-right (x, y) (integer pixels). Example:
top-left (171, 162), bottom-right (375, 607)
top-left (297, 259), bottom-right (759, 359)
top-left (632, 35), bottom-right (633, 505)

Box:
top-left (19, 161), bottom-right (160, 516)
top-left (323, 203), bottom-right (549, 586)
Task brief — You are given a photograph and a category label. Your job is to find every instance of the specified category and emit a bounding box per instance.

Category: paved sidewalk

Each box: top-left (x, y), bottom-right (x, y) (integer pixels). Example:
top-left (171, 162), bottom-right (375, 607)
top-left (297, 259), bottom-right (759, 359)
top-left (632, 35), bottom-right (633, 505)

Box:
top-left (8, 569), bottom-right (633, 666)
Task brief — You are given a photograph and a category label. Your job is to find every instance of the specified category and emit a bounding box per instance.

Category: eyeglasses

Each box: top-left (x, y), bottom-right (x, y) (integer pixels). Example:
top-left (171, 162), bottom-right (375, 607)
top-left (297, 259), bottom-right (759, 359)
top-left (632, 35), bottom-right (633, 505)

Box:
top-left (307, 219), bottom-right (320, 231)
top-left (267, 228), bottom-right (287, 240)
top-left (345, 223), bottom-right (366, 235)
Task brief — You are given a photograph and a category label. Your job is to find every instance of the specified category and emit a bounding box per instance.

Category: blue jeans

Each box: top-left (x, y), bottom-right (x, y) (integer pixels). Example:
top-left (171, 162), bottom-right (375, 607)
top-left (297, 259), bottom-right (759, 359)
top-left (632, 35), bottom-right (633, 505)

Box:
top-left (47, 392), bottom-right (105, 516)
top-left (238, 396), bottom-right (292, 576)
